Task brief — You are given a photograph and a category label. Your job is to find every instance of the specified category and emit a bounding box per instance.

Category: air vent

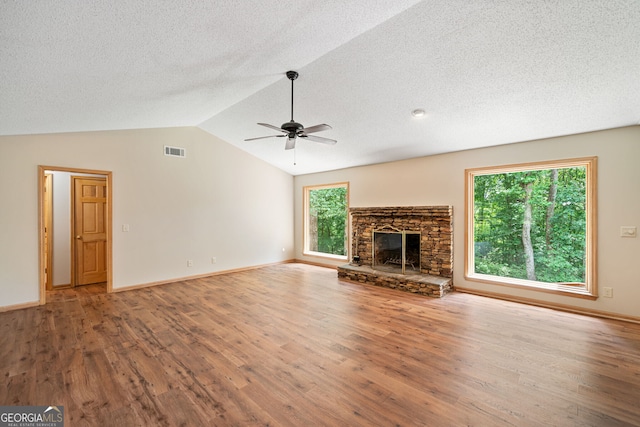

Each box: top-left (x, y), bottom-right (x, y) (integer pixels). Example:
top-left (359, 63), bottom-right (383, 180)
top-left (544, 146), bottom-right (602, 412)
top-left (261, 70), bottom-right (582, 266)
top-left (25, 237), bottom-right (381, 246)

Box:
top-left (164, 146), bottom-right (186, 158)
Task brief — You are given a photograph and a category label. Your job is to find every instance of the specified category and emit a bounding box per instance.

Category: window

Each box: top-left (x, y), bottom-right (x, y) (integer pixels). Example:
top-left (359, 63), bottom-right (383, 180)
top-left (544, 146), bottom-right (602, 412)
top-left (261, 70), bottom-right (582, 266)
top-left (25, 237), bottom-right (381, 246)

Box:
top-left (304, 183), bottom-right (349, 260)
top-left (465, 157), bottom-right (597, 298)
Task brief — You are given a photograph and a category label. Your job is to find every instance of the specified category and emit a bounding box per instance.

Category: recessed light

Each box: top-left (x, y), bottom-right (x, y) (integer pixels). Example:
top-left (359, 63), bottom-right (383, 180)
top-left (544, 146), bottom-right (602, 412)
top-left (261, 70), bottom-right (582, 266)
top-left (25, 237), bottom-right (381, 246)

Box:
top-left (411, 109), bottom-right (426, 117)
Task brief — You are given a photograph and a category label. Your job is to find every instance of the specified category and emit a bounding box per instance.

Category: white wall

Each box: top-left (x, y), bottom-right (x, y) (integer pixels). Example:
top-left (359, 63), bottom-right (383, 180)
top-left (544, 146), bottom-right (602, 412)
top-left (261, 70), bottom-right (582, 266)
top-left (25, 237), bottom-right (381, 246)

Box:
top-left (50, 171), bottom-right (71, 286)
top-left (0, 127), bottom-right (294, 307)
top-left (294, 126), bottom-right (640, 319)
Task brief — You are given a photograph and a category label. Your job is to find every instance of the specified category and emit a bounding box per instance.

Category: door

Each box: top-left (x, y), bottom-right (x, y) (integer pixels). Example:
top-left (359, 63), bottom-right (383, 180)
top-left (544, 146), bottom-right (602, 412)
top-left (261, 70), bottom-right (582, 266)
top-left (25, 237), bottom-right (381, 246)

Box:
top-left (73, 177), bottom-right (108, 286)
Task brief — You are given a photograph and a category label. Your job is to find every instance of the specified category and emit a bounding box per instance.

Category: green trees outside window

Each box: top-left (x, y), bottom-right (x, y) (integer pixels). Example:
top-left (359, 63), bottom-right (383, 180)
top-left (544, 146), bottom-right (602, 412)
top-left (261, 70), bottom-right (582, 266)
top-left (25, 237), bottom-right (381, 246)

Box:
top-left (466, 158), bottom-right (597, 296)
top-left (304, 183), bottom-right (348, 258)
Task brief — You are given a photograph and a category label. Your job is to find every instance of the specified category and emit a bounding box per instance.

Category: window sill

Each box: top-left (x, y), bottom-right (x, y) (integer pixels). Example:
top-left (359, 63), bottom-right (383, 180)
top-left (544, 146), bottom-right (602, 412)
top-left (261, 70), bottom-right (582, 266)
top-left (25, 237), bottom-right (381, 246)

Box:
top-left (465, 273), bottom-right (597, 300)
top-left (303, 251), bottom-right (348, 262)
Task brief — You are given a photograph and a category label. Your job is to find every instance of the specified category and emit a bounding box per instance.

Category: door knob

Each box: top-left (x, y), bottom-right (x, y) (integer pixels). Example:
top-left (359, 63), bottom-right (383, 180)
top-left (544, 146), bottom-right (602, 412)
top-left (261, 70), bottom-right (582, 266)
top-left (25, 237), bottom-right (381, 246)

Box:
top-left (76, 235), bottom-right (82, 240)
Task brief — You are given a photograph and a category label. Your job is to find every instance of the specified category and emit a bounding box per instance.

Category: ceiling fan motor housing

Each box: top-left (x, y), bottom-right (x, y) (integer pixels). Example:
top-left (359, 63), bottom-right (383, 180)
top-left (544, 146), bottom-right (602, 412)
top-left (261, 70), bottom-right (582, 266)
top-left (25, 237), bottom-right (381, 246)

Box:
top-left (281, 121), bottom-right (303, 133)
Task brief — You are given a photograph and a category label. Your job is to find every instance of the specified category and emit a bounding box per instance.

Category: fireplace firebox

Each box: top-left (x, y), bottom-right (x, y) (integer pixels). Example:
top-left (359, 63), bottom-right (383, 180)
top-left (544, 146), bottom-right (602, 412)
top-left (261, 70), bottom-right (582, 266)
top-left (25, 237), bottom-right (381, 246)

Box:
top-left (373, 227), bottom-right (420, 274)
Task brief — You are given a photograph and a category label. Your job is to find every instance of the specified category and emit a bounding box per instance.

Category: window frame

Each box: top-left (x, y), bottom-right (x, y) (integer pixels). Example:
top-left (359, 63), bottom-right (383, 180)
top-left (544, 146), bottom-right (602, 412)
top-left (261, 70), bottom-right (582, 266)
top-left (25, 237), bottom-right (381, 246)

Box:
top-left (464, 157), bottom-right (597, 299)
top-left (303, 182), bottom-right (350, 261)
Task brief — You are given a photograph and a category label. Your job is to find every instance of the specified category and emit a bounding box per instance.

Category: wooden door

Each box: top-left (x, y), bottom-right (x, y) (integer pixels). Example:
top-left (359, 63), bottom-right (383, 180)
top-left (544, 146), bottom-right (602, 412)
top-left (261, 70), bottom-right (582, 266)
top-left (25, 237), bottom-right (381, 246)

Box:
top-left (73, 177), bottom-right (108, 286)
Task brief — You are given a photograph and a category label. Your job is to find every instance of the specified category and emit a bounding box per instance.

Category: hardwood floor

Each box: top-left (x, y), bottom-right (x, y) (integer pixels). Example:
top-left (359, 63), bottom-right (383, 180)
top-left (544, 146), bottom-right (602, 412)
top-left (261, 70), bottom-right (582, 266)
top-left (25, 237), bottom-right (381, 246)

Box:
top-left (2, 263), bottom-right (640, 426)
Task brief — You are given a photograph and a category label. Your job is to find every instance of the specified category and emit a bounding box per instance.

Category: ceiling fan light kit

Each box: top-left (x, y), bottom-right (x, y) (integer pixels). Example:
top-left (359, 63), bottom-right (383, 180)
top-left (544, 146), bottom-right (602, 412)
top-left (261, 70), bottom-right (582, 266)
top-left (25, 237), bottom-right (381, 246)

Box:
top-left (245, 71), bottom-right (337, 150)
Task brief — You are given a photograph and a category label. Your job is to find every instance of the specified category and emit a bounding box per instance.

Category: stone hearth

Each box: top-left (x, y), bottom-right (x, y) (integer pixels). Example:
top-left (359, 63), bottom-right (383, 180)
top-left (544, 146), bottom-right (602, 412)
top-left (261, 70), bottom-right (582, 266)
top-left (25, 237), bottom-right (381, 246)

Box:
top-left (338, 264), bottom-right (452, 297)
top-left (337, 206), bottom-right (453, 297)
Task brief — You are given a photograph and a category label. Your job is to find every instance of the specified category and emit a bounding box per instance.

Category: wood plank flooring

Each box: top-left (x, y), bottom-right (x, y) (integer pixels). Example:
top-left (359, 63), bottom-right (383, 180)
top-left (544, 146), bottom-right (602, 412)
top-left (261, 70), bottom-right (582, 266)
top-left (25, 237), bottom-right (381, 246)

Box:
top-left (2, 263), bottom-right (640, 426)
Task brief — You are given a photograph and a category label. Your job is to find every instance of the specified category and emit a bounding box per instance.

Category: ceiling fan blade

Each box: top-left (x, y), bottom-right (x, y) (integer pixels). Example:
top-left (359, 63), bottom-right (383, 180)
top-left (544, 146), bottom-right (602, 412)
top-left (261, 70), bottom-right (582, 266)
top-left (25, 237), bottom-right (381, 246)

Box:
top-left (285, 137), bottom-right (296, 150)
top-left (244, 135), bottom-right (285, 141)
top-left (301, 134), bottom-right (337, 145)
top-left (301, 123), bottom-right (332, 134)
top-left (258, 123), bottom-right (286, 133)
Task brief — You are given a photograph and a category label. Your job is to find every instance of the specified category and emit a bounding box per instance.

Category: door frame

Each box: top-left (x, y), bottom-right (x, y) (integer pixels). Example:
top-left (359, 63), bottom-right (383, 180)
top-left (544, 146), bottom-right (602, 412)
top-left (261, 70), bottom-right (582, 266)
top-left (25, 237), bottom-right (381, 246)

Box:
top-left (43, 173), bottom-right (53, 290)
top-left (38, 166), bottom-right (113, 304)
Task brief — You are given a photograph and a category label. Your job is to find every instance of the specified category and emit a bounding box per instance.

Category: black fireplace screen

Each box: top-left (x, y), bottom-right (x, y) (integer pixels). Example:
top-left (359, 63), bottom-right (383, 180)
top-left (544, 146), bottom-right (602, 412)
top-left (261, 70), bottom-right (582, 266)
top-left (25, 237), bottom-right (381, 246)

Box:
top-left (373, 230), bottom-right (420, 274)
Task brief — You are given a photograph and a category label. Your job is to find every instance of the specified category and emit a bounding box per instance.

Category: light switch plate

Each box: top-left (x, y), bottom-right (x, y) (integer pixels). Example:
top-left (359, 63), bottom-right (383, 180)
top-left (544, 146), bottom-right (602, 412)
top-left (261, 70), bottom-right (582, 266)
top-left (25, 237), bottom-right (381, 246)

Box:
top-left (620, 226), bottom-right (637, 238)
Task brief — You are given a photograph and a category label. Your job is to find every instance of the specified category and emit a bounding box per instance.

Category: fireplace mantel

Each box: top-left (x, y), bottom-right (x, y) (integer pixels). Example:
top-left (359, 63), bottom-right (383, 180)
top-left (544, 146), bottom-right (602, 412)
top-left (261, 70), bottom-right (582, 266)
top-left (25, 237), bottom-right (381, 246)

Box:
top-left (338, 206), bottom-right (453, 297)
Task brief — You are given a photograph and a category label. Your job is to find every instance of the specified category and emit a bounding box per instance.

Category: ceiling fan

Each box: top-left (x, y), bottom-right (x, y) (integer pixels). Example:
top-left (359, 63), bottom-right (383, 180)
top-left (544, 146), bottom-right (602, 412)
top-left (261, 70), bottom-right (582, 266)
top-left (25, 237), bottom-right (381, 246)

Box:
top-left (244, 70), bottom-right (337, 150)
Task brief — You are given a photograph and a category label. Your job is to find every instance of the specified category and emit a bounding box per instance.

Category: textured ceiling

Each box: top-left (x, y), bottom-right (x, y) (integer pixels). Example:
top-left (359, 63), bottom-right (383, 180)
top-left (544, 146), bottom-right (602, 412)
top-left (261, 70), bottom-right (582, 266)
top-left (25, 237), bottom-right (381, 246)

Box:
top-left (2, 1), bottom-right (639, 175)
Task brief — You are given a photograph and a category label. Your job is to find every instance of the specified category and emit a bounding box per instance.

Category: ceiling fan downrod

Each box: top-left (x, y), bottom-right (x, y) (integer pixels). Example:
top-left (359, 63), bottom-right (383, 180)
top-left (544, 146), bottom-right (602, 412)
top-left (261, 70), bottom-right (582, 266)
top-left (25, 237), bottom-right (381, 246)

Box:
top-left (286, 70), bottom-right (298, 122)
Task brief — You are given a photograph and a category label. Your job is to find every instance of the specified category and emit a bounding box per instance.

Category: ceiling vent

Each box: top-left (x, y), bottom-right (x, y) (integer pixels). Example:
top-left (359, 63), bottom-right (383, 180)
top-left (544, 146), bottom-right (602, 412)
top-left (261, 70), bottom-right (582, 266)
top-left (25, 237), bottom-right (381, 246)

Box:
top-left (164, 146), bottom-right (186, 158)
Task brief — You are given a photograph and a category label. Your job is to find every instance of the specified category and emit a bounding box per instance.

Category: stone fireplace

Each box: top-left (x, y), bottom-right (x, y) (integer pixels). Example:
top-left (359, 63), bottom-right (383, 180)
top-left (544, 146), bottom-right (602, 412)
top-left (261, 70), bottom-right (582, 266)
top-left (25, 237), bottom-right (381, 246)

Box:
top-left (337, 206), bottom-right (453, 297)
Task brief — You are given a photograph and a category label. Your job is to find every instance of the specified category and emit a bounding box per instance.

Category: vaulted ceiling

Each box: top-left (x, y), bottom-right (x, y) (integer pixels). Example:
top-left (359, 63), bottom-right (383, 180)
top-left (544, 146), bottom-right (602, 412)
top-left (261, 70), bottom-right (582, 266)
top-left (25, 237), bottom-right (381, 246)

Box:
top-left (2, 1), bottom-right (639, 175)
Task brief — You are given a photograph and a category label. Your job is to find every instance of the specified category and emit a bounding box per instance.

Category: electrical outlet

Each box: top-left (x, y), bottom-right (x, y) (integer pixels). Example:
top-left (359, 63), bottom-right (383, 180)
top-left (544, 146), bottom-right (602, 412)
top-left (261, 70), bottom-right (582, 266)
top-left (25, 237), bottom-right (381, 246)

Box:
top-left (602, 287), bottom-right (613, 298)
top-left (122, 224), bottom-right (130, 232)
top-left (211, 257), bottom-right (216, 264)
top-left (187, 260), bottom-right (193, 267)
top-left (620, 226), bottom-right (637, 238)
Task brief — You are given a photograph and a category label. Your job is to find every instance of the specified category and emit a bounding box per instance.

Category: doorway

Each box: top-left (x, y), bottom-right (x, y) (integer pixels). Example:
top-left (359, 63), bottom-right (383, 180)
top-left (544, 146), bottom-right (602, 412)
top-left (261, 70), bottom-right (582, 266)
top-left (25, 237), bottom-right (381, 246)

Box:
top-left (38, 166), bottom-right (113, 304)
